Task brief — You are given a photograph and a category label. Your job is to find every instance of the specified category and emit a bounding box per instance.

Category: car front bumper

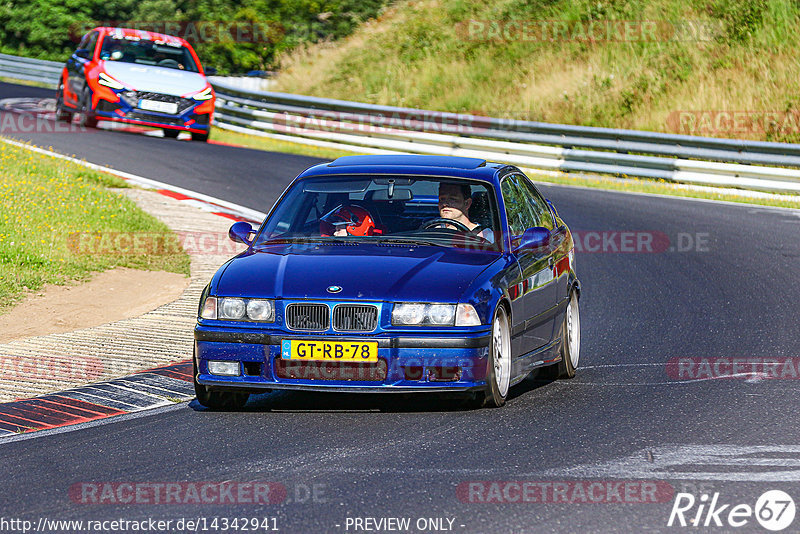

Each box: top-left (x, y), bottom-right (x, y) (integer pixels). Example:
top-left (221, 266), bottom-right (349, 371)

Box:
top-left (95, 96), bottom-right (211, 133)
top-left (194, 326), bottom-right (492, 393)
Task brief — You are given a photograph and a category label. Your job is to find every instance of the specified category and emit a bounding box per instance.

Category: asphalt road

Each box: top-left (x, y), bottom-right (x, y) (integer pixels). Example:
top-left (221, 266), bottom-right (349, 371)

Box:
top-left (2, 81), bottom-right (800, 533)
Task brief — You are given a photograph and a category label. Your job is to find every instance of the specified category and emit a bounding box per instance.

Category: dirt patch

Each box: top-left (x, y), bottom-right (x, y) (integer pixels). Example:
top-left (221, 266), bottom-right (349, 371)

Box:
top-left (0, 268), bottom-right (189, 344)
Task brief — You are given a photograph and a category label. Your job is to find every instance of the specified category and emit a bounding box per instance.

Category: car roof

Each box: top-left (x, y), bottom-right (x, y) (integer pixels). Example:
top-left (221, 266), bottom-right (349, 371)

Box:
top-left (297, 155), bottom-right (510, 183)
top-left (95, 27), bottom-right (191, 48)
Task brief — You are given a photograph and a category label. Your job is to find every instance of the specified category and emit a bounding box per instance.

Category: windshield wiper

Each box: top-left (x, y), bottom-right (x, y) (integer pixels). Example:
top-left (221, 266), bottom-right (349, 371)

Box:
top-left (373, 237), bottom-right (447, 247)
top-left (255, 237), bottom-right (329, 246)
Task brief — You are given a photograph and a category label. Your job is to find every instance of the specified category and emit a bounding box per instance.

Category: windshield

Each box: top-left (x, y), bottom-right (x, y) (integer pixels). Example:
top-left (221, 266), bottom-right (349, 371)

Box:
top-left (254, 175), bottom-right (502, 251)
top-left (100, 37), bottom-right (199, 72)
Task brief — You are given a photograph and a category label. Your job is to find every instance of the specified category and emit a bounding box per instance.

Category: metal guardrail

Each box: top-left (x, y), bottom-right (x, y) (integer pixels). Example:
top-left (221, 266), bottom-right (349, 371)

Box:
top-left (1, 52), bottom-right (799, 194)
top-left (0, 53), bottom-right (61, 88)
top-left (210, 82), bottom-right (800, 193)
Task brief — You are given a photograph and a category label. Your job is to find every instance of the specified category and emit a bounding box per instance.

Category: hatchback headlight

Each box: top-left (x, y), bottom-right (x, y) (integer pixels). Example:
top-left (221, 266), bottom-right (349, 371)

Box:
top-left (98, 72), bottom-right (125, 90)
top-left (199, 296), bottom-right (275, 322)
top-left (192, 87), bottom-right (213, 101)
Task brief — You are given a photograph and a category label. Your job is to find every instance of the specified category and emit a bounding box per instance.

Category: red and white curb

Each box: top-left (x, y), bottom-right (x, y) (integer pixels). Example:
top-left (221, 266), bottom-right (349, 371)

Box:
top-left (0, 362), bottom-right (194, 436)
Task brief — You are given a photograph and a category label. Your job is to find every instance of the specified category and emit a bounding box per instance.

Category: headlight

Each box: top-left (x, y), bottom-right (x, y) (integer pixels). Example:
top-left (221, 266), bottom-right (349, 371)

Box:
top-left (392, 303), bottom-right (429, 325)
top-left (192, 87), bottom-right (213, 101)
top-left (199, 296), bottom-right (275, 322)
top-left (428, 304), bottom-right (456, 325)
top-left (98, 72), bottom-right (125, 90)
top-left (392, 303), bottom-right (460, 326)
top-left (220, 298), bottom-right (246, 320)
top-left (246, 299), bottom-right (274, 322)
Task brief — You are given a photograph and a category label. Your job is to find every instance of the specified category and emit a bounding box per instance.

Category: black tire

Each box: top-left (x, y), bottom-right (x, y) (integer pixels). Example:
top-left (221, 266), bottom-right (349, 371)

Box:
top-left (55, 85), bottom-right (73, 122)
top-left (543, 290), bottom-right (580, 379)
top-left (476, 305), bottom-right (512, 408)
top-left (190, 131), bottom-right (209, 142)
top-left (163, 129), bottom-right (180, 138)
top-left (78, 88), bottom-right (98, 128)
top-left (193, 356), bottom-right (249, 410)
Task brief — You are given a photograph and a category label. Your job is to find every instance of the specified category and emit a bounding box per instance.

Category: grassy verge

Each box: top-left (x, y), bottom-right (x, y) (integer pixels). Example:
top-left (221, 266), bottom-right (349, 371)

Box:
top-left (0, 77), bottom-right (53, 89)
top-left (0, 140), bottom-right (190, 313)
top-left (272, 0), bottom-right (800, 144)
top-left (211, 127), bottom-right (362, 161)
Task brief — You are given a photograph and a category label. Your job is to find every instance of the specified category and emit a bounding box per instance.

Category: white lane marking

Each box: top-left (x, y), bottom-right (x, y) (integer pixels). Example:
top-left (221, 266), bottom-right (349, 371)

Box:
top-left (544, 445), bottom-right (800, 481)
top-left (0, 136), bottom-right (267, 222)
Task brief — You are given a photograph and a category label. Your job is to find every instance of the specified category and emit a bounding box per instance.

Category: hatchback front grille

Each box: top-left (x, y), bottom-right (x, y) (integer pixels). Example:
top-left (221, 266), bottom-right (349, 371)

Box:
top-left (333, 305), bottom-right (378, 332)
top-left (286, 303), bottom-right (329, 331)
top-left (131, 92), bottom-right (195, 114)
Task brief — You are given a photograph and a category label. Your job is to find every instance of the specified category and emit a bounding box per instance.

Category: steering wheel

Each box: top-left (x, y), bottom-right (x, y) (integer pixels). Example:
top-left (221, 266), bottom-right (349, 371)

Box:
top-left (420, 218), bottom-right (472, 232)
top-left (157, 59), bottom-right (180, 68)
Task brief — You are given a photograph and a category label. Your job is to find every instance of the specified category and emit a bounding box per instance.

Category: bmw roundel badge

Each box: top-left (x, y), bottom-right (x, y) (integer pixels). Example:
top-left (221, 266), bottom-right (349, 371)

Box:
top-left (327, 285), bottom-right (343, 293)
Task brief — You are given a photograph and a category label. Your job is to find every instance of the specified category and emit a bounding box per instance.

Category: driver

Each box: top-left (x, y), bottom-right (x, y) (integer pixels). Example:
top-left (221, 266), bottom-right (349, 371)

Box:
top-left (319, 204), bottom-right (381, 237)
top-left (438, 182), bottom-right (494, 242)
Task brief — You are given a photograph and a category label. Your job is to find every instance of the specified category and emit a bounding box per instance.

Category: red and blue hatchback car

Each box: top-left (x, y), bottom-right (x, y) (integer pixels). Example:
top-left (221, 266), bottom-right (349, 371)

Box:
top-left (56, 27), bottom-right (215, 141)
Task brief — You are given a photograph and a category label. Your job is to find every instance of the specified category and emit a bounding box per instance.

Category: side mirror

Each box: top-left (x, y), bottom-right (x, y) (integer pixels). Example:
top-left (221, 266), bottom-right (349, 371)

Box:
top-left (516, 226), bottom-right (550, 252)
top-left (204, 67), bottom-right (218, 76)
top-left (75, 49), bottom-right (91, 60)
top-left (229, 221), bottom-right (254, 245)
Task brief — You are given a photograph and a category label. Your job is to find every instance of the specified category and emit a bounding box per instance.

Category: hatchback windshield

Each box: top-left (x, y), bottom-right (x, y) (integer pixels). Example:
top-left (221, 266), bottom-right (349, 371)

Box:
top-left (100, 37), bottom-right (199, 72)
top-left (254, 176), bottom-right (501, 251)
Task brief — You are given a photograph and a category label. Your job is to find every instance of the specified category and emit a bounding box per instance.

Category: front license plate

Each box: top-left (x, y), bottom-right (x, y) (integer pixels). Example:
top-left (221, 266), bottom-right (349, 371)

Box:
top-left (281, 340), bottom-right (378, 362)
top-left (139, 99), bottom-right (178, 114)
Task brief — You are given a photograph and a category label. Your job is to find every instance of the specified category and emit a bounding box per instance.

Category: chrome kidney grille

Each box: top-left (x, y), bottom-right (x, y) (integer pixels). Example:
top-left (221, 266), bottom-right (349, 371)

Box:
top-left (286, 304), bottom-right (329, 331)
top-left (333, 305), bottom-right (378, 332)
top-left (285, 303), bottom-right (378, 332)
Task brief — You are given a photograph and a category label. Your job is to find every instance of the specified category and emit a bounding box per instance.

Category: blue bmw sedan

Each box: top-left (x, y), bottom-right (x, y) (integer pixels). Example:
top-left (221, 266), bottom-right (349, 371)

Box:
top-left (194, 155), bottom-right (580, 409)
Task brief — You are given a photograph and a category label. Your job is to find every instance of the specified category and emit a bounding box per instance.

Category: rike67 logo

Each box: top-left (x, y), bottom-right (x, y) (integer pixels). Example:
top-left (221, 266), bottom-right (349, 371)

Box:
top-left (668, 490), bottom-right (796, 531)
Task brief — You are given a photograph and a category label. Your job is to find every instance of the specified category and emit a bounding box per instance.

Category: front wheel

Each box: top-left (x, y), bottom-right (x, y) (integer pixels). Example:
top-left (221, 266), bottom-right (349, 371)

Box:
top-left (55, 85), bottom-right (73, 122)
top-left (193, 357), bottom-right (249, 410)
top-left (77, 88), bottom-right (98, 128)
top-left (191, 131), bottom-right (209, 142)
top-left (479, 305), bottom-right (512, 407)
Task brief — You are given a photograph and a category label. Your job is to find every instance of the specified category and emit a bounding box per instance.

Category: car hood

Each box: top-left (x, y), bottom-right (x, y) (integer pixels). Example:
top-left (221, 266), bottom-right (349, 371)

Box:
top-left (214, 243), bottom-right (501, 302)
top-left (102, 61), bottom-right (207, 95)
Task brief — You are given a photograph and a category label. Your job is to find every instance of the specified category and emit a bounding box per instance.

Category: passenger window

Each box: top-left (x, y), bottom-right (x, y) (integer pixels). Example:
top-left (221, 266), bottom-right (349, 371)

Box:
top-left (517, 174), bottom-right (555, 230)
top-left (501, 176), bottom-right (536, 236)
